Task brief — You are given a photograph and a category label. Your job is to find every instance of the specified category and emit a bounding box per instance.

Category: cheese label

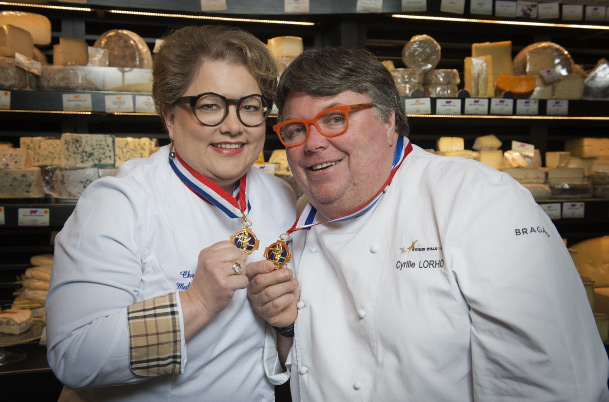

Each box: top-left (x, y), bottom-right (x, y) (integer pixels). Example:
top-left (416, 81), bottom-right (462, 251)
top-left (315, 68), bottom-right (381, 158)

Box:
top-left (0, 91), bottom-right (9, 109)
top-left (135, 95), bottom-right (156, 113)
top-left (516, 99), bottom-right (539, 115)
top-left (440, 0), bottom-right (465, 14)
top-left (15, 52), bottom-right (41, 76)
top-left (0, 206), bottom-right (4, 225)
top-left (539, 203), bottom-right (561, 220)
top-left (490, 98), bottom-right (513, 115)
top-left (18, 208), bottom-right (49, 227)
top-left (464, 98), bottom-right (488, 114)
top-left (546, 100), bottom-right (568, 116)
top-left (562, 4), bottom-right (583, 20)
top-left (470, 0), bottom-right (492, 15)
top-left (285, 0), bottom-right (310, 12)
top-left (200, 0), bottom-right (227, 11)
top-left (562, 202), bottom-right (585, 219)
top-left (62, 93), bottom-right (92, 111)
top-left (402, 0), bottom-right (427, 12)
top-left (585, 5), bottom-right (606, 21)
top-left (512, 140), bottom-right (535, 158)
top-left (436, 99), bottom-right (461, 115)
top-left (356, 0), bottom-right (382, 13)
top-left (404, 98), bottom-right (432, 114)
top-left (495, 0), bottom-right (517, 17)
top-left (105, 95), bottom-right (134, 113)
top-left (538, 2), bottom-right (559, 19)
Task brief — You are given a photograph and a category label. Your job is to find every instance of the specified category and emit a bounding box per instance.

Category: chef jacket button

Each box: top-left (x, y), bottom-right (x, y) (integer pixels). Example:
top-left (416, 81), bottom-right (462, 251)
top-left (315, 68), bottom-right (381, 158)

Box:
top-left (309, 247), bottom-right (318, 253)
top-left (298, 366), bottom-right (309, 375)
top-left (297, 301), bottom-right (306, 309)
top-left (353, 381), bottom-right (362, 390)
top-left (357, 309), bottom-right (367, 319)
top-left (370, 245), bottom-right (380, 253)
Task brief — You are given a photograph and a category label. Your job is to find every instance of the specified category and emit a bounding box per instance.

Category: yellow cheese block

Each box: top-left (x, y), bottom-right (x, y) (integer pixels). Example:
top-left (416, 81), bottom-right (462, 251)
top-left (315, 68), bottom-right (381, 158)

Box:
top-left (565, 138), bottom-right (609, 158)
top-left (472, 41), bottom-right (514, 88)
top-left (267, 36), bottom-right (303, 58)
top-left (478, 150), bottom-right (504, 170)
top-left (572, 236), bottom-right (609, 287)
top-left (553, 74), bottom-right (584, 100)
top-left (464, 56), bottom-right (493, 97)
top-left (436, 137), bottom-right (464, 153)
top-left (0, 11), bottom-right (51, 46)
top-left (53, 37), bottom-right (89, 66)
top-left (0, 24), bottom-right (33, 58)
top-left (495, 75), bottom-right (536, 97)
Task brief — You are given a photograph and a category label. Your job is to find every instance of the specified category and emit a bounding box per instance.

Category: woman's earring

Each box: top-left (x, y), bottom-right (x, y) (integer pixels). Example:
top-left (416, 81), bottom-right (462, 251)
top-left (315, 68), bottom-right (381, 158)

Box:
top-left (169, 140), bottom-right (176, 159)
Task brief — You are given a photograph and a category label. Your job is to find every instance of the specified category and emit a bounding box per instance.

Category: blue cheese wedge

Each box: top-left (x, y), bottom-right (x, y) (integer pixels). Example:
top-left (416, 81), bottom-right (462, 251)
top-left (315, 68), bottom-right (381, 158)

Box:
top-left (60, 133), bottom-right (115, 168)
top-left (0, 147), bottom-right (31, 169)
top-left (115, 137), bottom-right (152, 167)
top-left (0, 167), bottom-right (44, 198)
top-left (20, 137), bottom-right (62, 167)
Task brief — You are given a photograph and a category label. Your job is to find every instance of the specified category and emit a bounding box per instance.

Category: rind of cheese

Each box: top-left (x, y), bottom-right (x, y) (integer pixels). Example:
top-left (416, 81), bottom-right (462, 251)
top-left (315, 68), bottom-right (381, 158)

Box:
top-left (0, 11), bottom-right (51, 46)
top-left (0, 308), bottom-right (33, 334)
top-left (464, 56), bottom-right (493, 97)
top-left (478, 150), bottom-right (504, 170)
top-left (0, 147), bottom-right (31, 169)
top-left (436, 137), bottom-right (464, 153)
top-left (522, 183), bottom-right (552, 200)
top-left (565, 138), bottom-right (609, 158)
top-left (504, 150), bottom-right (529, 168)
top-left (115, 137), bottom-right (152, 167)
top-left (60, 133), bottom-right (116, 169)
top-left (545, 151), bottom-right (571, 169)
top-left (0, 24), bottom-right (33, 59)
top-left (547, 167), bottom-right (585, 183)
top-left (402, 34), bottom-right (441, 73)
top-left (93, 29), bottom-right (152, 69)
top-left (53, 37), bottom-right (88, 66)
top-left (0, 167), bottom-right (44, 198)
top-left (473, 134), bottom-right (502, 151)
top-left (424, 69), bottom-right (460, 85)
top-left (495, 75), bottom-right (536, 97)
top-left (266, 36), bottom-right (303, 58)
top-left (471, 41), bottom-right (514, 87)
top-left (503, 167), bottom-right (546, 183)
top-left (553, 74), bottom-right (584, 100)
top-left (572, 237), bottom-right (609, 287)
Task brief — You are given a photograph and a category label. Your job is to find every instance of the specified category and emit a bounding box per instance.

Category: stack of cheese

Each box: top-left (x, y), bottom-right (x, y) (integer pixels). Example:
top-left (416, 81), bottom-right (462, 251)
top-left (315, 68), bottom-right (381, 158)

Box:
top-left (0, 144), bottom-right (44, 198)
top-left (565, 137), bottom-right (609, 198)
top-left (12, 253), bottom-right (53, 320)
top-left (513, 42), bottom-right (583, 100)
top-left (423, 69), bottom-right (459, 98)
top-left (267, 36), bottom-right (303, 73)
top-left (400, 34), bottom-right (444, 97)
top-left (465, 41), bottom-right (514, 98)
top-left (390, 68), bottom-right (423, 97)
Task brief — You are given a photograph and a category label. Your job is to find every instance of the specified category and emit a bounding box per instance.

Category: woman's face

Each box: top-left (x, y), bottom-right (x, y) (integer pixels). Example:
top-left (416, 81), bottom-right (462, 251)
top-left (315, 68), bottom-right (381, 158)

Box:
top-left (163, 59), bottom-right (266, 192)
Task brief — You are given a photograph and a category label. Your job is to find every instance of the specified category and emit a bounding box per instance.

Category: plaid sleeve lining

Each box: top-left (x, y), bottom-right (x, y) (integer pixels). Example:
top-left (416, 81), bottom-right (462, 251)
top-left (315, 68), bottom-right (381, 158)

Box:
top-left (127, 292), bottom-right (181, 377)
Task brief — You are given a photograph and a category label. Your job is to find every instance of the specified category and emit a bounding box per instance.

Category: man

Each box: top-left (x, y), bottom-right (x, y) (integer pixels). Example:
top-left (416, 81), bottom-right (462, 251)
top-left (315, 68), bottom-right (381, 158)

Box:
top-left (247, 47), bottom-right (609, 401)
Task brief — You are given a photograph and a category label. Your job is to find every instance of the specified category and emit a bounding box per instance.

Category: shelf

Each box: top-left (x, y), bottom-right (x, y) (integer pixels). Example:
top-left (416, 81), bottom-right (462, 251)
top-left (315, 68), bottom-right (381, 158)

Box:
top-left (0, 199), bottom-right (76, 228)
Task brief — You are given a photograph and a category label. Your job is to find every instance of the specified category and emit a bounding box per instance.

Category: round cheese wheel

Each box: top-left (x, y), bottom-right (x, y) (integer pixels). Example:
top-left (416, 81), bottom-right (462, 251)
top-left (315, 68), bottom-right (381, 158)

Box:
top-left (93, 30), bottom-right (152, 69)
top-left (401, 34), bottom-right (441, 72)
top-left (513, 42), bottom-right (574, 76)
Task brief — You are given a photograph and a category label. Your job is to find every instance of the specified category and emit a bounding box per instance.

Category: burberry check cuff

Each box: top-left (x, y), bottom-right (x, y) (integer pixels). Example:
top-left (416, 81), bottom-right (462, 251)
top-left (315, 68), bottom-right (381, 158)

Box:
top-left (127, 292), bottom-right (182, 376)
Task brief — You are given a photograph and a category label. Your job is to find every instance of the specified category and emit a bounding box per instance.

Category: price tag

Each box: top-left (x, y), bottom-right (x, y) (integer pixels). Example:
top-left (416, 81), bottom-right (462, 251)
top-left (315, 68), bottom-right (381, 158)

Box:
top-left (546, 100), bottom-right (568, 116)
top-left (539, 203), bottom-right (561, 220)
top-left (200, 0), bottom-right (227, 11)
top-left (285, 0), bottom-right (310, 12)
top-left (539, 68), bottom-right (562, 84)
top-left (402, 0), bottom-right (427, 12)
top-left (516, 99), bottom-right (539, 115)
top-left (15, 52), bottom-right (42, 76)
top-left (495, 0), bottom-right (517, 17)
top-left (517, 1), bottom-right (537, 18)
top-left (562, 4), bottom-right (583, 21)
top-left (538, 2), bottom-right (559, 19)
top-left (404, 98), bottom-right (432, 114)
top-left (585, 6), bottom-right (606, 21)
top-left (18, 208), bottom-right (50, 227)
top-left (135, 95), bottom-right (156, 113)
top-left (0, 206), bottom-right (4, 225)
top-left (464, 98), bottom-right (488, 115)
top-left (63, 93), bottom-right (92, 111)
top-left (512, 140), bottom-right (535, 158)
top-left (470, 0), bottom-right (492, 15)
top-left (0, 90), bottom-right (10, 109)
top-left (562, 202), bottom-right (585, 219)
top-left (441, 0), bottom-right (465, 14)
top-left (490, 98), bottom-right (513, 115)
top-left (105, 95), bottom-right (134, 113)
top-left (436, 98), bottom-right (461, 115)
top-left (356, 0), bottom-right (383, 13)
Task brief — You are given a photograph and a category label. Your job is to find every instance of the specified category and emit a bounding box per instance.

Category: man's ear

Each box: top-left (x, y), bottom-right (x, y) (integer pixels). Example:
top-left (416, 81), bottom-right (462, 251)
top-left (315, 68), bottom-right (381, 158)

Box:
top-left (385, 110), bottom-right (398, 147)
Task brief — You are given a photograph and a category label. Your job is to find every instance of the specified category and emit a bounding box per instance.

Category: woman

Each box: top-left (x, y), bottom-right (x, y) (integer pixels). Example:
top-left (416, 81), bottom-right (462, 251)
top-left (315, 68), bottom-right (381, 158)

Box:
top-left (46, 25), bottom-right (297, 401)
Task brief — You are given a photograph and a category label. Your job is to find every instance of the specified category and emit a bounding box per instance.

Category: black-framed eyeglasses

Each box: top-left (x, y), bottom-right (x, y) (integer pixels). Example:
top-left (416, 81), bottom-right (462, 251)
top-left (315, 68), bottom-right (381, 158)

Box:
top-left (175, 92), bottom-right (272, 127)
top-left (273, 103), bottom-right (376, 148)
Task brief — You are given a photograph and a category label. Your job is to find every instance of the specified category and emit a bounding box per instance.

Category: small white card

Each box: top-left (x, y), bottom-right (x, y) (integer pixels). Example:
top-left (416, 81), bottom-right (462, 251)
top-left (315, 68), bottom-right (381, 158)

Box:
top-left (539, 203), bottom-right (561, 219)
top-left (15, 52), bottom-right (42, 76)
top-left (285, 0), bottom-right (310, 12)
top-left (18, 208), bottom-right (49, 227)
top-left (495, 0), bottom-right (517, 17)
top-left (62, 93), bottom-right (92, 111)
top-left (0, 206), bottom-right (4, 225)
top-left (402, 0), bottom-right (427, 12)
top-left (490, 98), bottom-right (513, 115)
top-left (562, 4), bottom-right (583, 21)
top-left (441, 0), bottom-right (465, 14)
top-left (585, 6), bottom-right (606, 21)
top-left (538, 2), bottom-right (559, 19)
top-left (517, 1), bottom-right (537, 18)
top-left (436, 98), bottom-right (461, 115)
top-left (135, 95), bottom-right (156, 113)
top-left (562, 202), bottom-right (585, 219)
top-left (200, 0), bottom-right (227, 11)
top-left (516, 99), bottom-right (539, 115)
top-left (356, 0), bottom-right (383, 13)
top-left (404, 98), bottom-right (432, 114)
top-left (0, 90), bottom-right (10, 109)
top-left (546, 99), bottom-right (568, 116)
top-left (540, 68), bottom-right (563, 84)
top-left (464, 98), bottom-right (489, 114)
top-left (512, 140), bottom-right (535, 158)
top-left (470, 0), bottom-right (493, 15)
top-left (58, 0), bottom-right (87, 3)
top-left (105, 95), bottom-right (134, 113)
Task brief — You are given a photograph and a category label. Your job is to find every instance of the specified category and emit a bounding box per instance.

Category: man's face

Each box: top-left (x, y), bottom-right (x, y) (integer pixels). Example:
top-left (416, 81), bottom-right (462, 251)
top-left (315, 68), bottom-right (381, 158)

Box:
top-left (283, 91), bottom-right (398, 219)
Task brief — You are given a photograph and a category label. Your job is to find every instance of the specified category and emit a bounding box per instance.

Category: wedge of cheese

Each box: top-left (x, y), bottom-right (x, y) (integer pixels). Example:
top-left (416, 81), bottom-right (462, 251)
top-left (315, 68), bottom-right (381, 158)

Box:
top-left (0, 24), bottom-right (33, 59)
top-left (0, 11), bottom-right (51, 46)
top-left (464, 56), bottom-right (493, 97)
top-left (495, 75), bottom-right (536, 97)
top-left (53, 37), bottom-right (89, 66)
top-left (0, 309), bottom-right (33, 335)
top-left (436, 137), bottom-right (464, 153)
top-left (472, 41), bottom-right (514, 88)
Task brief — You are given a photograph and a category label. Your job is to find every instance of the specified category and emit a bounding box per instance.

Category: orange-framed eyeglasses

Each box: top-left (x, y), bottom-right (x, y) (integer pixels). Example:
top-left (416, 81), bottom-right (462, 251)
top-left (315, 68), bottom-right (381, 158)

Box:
top-left (273, 103), bottom-right (375, 148)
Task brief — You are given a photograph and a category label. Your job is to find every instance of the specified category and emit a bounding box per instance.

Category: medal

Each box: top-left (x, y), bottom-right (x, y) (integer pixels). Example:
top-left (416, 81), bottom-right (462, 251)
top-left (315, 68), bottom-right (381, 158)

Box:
top-left (264, 234), bottom-right (292, 269)
top-left (230, 215), bottom-right (259, 255)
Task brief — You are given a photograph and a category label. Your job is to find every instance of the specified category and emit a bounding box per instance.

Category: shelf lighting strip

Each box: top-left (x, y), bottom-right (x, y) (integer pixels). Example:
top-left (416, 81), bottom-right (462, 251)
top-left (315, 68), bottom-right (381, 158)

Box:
top-left (0, 2), bottom-right (93, 12)
top-left (392, 13), bottom-right (609, 30)
top-left (0, 109), bottom-right (92, 115)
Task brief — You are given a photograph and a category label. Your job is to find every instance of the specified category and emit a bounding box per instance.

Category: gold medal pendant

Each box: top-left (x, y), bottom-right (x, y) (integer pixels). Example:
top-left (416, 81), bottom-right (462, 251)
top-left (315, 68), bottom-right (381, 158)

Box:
top-left (231, 216), bottom-right (259, 255)
top-left (264, 234), bottom-right (292, 269)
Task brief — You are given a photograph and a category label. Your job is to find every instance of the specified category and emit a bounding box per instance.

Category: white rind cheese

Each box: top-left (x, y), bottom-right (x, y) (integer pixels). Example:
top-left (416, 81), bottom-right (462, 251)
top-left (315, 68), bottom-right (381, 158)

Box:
top-left (60, 133), bottom-right (116, 169)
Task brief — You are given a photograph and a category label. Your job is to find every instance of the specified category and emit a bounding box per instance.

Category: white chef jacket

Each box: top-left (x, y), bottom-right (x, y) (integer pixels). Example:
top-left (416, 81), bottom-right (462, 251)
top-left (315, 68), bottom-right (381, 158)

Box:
top-left (288, 141), bottom-right (609, 402)
top-left (46, 145), bottom-right (296, 402)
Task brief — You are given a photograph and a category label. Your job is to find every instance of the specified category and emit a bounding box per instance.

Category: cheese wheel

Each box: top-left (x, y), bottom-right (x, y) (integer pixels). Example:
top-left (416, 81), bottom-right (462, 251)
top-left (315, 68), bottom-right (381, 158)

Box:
top-left (495, 75), bottom-right (536, 97)
top-left (401, 34), bottom-right (441, 72)
top-left (0, 11), bottom-right (51, 46)
top-left (513, 42), bottom-right (574, 76)
top-left (93, 30), bottom-right (152, 69)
